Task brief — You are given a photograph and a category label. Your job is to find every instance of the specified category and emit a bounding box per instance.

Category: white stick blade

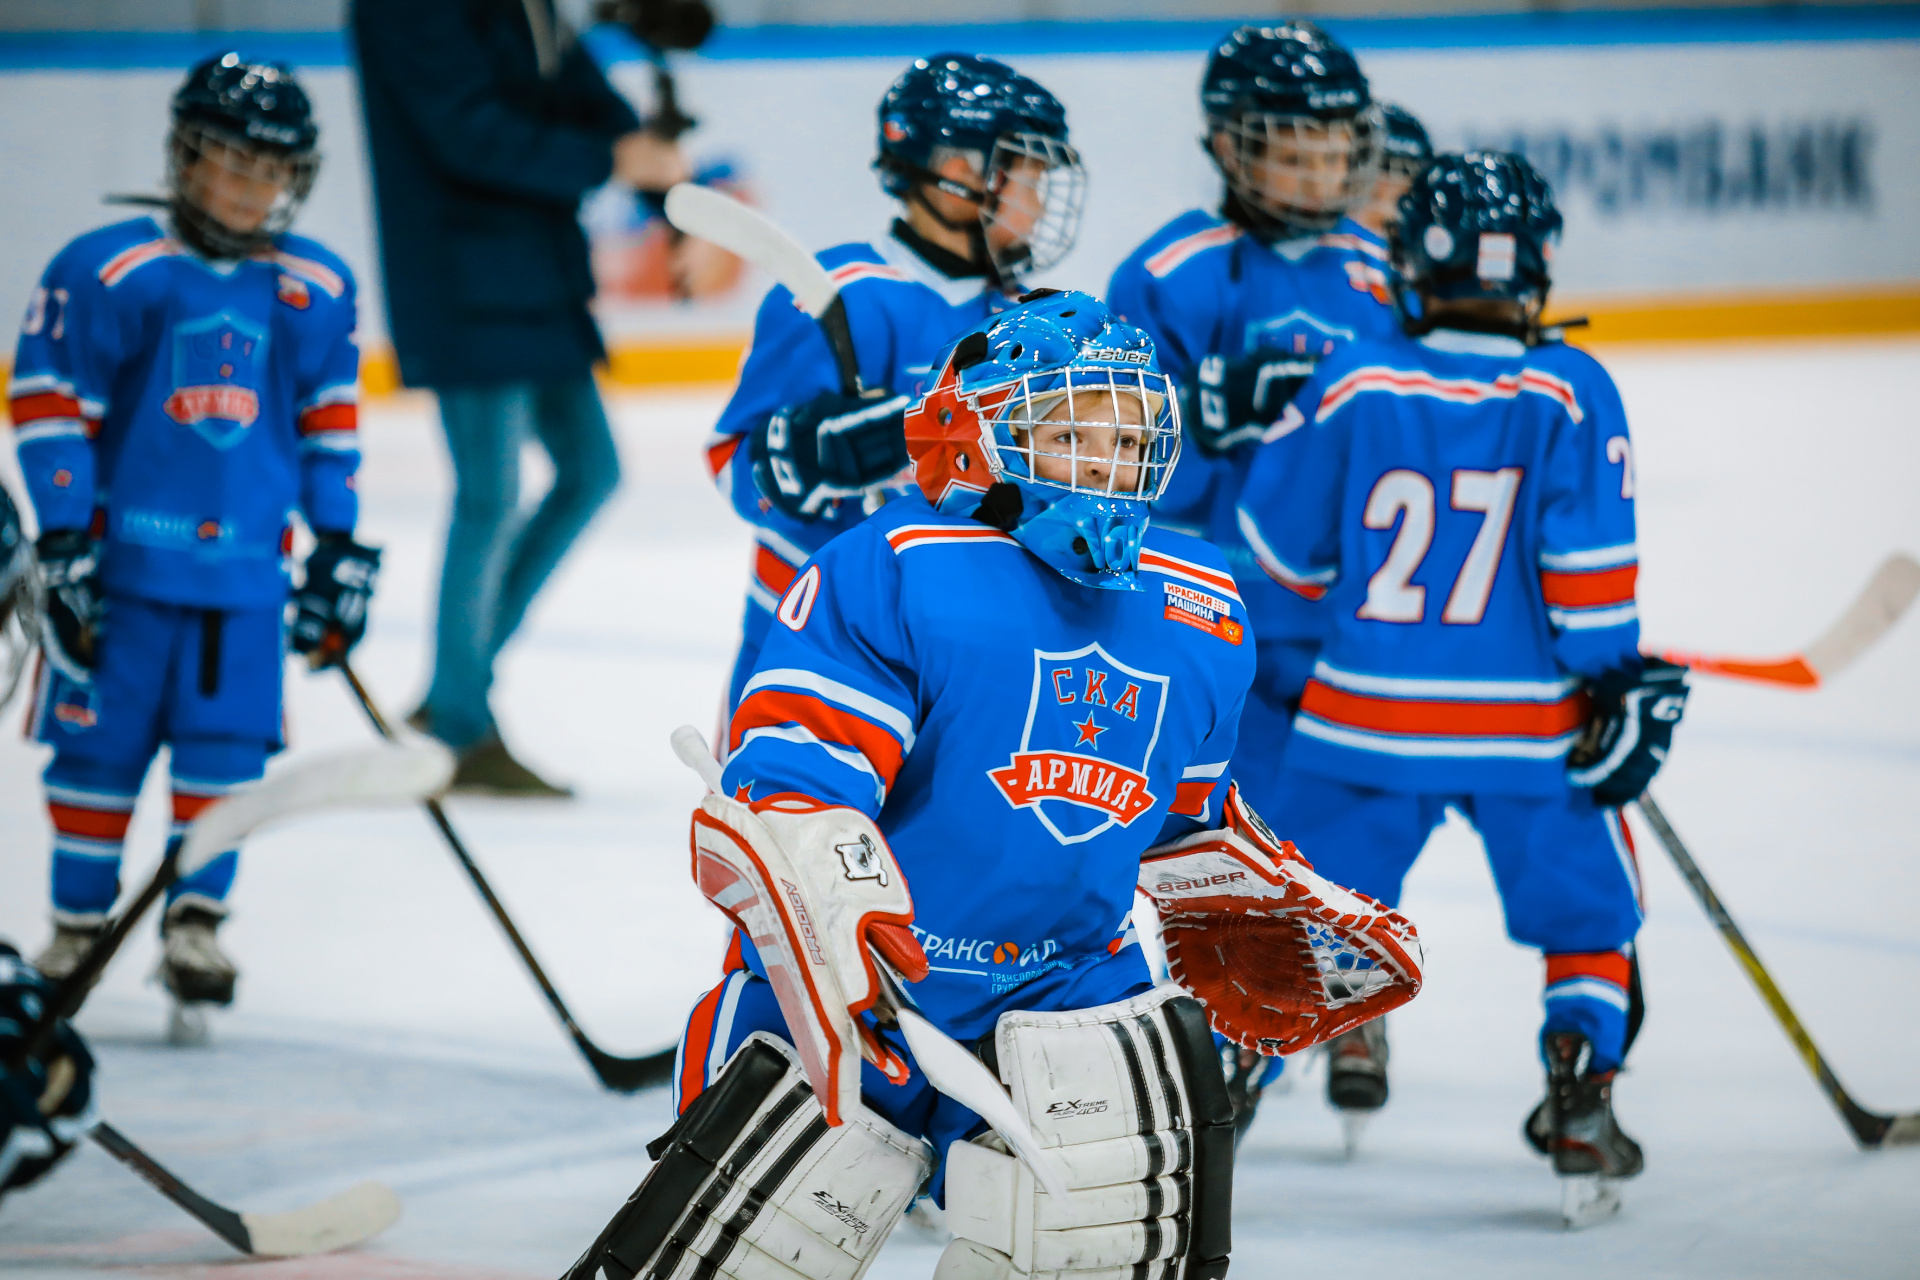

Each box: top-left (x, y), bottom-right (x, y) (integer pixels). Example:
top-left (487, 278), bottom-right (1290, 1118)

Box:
top-left (178, 743), bottom-right (456, 877)
top-left (895, 1007), bottom-right (1073, 1202)
top-left (671, 724), bottom-right (725, 795)
top-left (1802, 552), bottom-right (1920, 679)
top-left (241, 1180), bottom-right (401, 1256)
top-left (662, 183), bottom-right (838, 317)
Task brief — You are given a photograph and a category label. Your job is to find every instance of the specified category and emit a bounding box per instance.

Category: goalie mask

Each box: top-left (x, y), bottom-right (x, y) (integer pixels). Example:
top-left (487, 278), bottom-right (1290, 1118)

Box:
top-left (168, 53), bottom-right (320, 261)
top-left (903, 290), bottom-right (1181, 591)
top-left (1202, 23), bottom-right (1383, 242)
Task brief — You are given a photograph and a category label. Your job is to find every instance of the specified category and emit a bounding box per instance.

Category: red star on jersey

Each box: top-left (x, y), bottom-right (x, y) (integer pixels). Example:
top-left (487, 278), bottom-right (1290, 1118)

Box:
top-left (1074, 711), bottom-right (1107, 748)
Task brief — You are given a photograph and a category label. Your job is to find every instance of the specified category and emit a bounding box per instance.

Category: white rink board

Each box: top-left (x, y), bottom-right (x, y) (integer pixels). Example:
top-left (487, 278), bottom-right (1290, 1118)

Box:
top-left (0, 33), bottom-right (1914, 347)
top-left (1, 340), bottom-right (1917, 1277)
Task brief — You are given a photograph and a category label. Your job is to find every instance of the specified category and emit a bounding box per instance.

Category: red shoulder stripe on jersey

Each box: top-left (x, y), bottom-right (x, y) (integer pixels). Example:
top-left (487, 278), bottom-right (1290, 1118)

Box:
top-left (706, 435), bottom-right (742, 481)
top-left (1140, 549), bottom-right (1243, 603)
top-left (98, 237), bottom-right (184, 287)
top-left (1545, 950), bottom-right (1631, 989)
top-left (885, 524), bottom-right (1021, 554)
top-left (271, 251), bottom-right (347, 299)
top-left (1145, 223), bottom-right (1242, 279)
top-left (826, 262), bottom-right (905, 287)
top-left (1317, 366), bottom-right (1586, 425)
top-left (729, 689), bottom-right (906, 789)
top-left (9, 390), bottom-right (81, 423)
top-left (48, 802), bottom-right (134, 842)
top-left (1317, 232), bottom-right (1390, 261)
top-left (1540, 564), bottom-right (1637, 609)
top-left (1300, 680), bottom-right (1589, 740)
top-left (1169, 779), bottom-right (1216, 817)
top-left (754, 544), bottom-right (798, 597)
top-left (298, 403), bottom-right (358, 435)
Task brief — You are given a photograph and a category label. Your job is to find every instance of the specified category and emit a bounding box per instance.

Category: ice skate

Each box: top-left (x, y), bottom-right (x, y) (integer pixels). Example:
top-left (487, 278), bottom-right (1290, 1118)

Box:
top-left (1530, 1031), bottom-right (1642, 1229)
top-left (33, 914), bottom-right (110, 990)
top-left (156, 898), bottom-right (237, 1033)
top-left (1326, 1018), bottom-right (1388, 1157)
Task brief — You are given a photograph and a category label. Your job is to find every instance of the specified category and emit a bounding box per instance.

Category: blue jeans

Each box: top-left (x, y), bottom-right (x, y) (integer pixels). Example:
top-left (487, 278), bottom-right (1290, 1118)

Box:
top-left (425, 377), bottom-right (620, 749)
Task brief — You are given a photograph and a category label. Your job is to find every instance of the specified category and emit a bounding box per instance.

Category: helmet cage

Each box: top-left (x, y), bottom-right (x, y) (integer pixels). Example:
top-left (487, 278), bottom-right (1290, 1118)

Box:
top-left (167, 119), bottom-right (319, 259)
top-left (969, 365), bottom-right (1181, 504)
top-left (1210, 106), bottom-right (1383, 236)
top-left (981, 132), bottom-right (1086, 280)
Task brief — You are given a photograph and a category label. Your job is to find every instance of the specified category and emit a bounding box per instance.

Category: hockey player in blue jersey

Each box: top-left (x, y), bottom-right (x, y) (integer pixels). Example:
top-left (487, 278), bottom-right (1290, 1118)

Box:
top-left (566, 294), bottom-right (1422, 1280)
top-left (13, 55), bottom-right (379, 1028)
top-left (705, 54), bottom-right (1086, 717)
top-left (1237, 154), bottom-right (1688, 1211)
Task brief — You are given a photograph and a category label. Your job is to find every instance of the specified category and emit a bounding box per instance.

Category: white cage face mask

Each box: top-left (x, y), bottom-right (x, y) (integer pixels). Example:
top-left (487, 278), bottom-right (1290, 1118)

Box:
top-left (168, 121), bottom-right (318, 257)
top-left (978, 369), bottom-right (1181, 502)
top-left (983, 132), bottom-right (1087, 279)
top-left (1212, 109), bottom-right (1383, 233)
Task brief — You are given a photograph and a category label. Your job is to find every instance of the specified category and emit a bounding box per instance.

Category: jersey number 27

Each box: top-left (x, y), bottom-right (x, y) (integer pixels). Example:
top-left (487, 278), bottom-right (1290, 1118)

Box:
top-left (1357, 467), bottom-right (1522, 626)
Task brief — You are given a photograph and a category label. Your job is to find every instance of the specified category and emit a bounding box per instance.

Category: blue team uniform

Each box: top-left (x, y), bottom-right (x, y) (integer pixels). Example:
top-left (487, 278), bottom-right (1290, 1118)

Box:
top-left (1235, 326), bottom-right (1645, 1069)
top-left (11, 217), bottom-right (360, 915)
top-left (1107, 211), bottom-right (1398, 810)
top-left (673, 496), bottom-right (1255, 1182)
top-left (706, 230), bottom-right (1009, 714)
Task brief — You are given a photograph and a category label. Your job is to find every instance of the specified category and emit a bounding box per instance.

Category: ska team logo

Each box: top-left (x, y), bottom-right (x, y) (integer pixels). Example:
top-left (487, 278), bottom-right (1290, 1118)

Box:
top-left (989, 642), bottom-right (1170, 845)
top-left (165, 310), bottom-right (269, 449)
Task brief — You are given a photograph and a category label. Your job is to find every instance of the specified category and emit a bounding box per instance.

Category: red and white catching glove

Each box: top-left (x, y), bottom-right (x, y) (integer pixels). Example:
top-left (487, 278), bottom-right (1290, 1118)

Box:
top-left (690, 793), bottom-right (929, 1125)
top-left (1139, 785), bottom-right (1423, 1056)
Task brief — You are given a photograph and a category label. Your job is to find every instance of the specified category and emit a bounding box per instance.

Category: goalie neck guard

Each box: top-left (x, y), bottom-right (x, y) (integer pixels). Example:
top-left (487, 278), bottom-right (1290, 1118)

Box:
top-left (902, 290), bottom-right (1181, 592)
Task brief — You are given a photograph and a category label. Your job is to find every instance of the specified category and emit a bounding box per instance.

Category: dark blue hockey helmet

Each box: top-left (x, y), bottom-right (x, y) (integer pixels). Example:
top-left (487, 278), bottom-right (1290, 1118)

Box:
top-left (876, 54), bottom-right (1084, 282)
top-left (168, 53), bottom-right (320, 259)
top-left (1391, 152), bottom-right (1563, 323)
top-left (1380, 103), bottom-right (1433, 178)
top-left (1200, 24), bottom-right (1383, 239)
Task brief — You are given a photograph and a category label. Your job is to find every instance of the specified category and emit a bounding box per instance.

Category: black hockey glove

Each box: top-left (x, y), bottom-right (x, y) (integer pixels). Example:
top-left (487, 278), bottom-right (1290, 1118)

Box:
top-left (1566, 657), bottom-right (1690, 806)
top-left (751, 390), bottom-right (911, 521)
top-left (290, 532), bottom-right (380, 663)
top-left (35, 529), bottom-right (103, 683)
top-left (1179, 349), bottom-right (1317, 457)
top-left (0, 943), bottom-right (97, 1203)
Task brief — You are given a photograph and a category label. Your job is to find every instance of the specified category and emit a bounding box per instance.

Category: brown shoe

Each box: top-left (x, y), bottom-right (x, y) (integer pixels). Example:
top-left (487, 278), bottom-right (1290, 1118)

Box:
top-left (451, 735), bottom-right (574, 799)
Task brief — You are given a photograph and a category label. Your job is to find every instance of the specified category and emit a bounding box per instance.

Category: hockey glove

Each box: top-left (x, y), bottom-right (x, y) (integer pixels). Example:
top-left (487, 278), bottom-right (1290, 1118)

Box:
top-left (35, 530), bottom-right (103, 684)
top-left (1140, 785), bottom-right (1423, 1056)
top-left (0, 944), bottom-right (97, 1203)
top-left (690, 793), bottom-right (927, 1126)
top-left (1567, 657), bottom-right (1690, 806)
top-left (751, 391), bottom-right (911, 521)
top-left (290, 532), bottom-right (381, 664)
top-left (1179, 349), bottom-right (1316, 456)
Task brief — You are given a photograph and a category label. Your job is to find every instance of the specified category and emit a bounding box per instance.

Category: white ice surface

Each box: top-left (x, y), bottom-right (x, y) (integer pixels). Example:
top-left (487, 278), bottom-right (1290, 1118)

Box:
top-left (3, 342), bottom-right (1919, 1277)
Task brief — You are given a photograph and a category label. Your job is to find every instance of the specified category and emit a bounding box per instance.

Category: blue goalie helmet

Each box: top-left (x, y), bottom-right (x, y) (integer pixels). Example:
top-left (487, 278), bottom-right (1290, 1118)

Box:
top-left (875, 53), bottom-right (1085, 281)
top-left (1200, 23), bottom-right (1382, 239)
top-left (904, 291), bottom-right (1182, 591)
top-left (1390, 151), bottom-right (1562, 327)
top-left (168, 52), bottom-right (320, 260)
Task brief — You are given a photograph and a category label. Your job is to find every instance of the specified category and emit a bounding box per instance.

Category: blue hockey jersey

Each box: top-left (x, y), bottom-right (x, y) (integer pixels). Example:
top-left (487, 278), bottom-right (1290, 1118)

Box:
top-left (707, 228), bottom-right (1010, 708)
top-left (719, 495), bottom-right (1256, 1040)
top-left (10, 217), bottom-right (360, 609)
top-left (1107, 210), bottom-right (1398, 658)
top-left (1235, 327), bottom-right (1642, 796)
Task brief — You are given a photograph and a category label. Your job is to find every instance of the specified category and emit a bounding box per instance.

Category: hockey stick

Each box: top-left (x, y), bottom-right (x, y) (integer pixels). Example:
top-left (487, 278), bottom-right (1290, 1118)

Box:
top-left (1655, 551), bottom-right (1920, 689)
top-left (22, 742), bottom-right (454, 1058)
top-left (89, 1122), bottom-right (401, 1257)
top-left (332, 662), bottom-right (675, 1093)
top-left (662, 182), bottom-right (868, 398)
top-left (668, 726), bottom-right (1075, 1201)
top-left (1633, 792), bottom-right (1920, 1149)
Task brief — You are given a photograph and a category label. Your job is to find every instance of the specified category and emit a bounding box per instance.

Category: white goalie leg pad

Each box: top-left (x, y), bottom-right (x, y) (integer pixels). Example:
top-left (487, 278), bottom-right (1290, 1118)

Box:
top-left (935, 988), bottom-right (1233, 1280)
top-left (691, 794), bottom-right (925, 1125)
top-left (567, 1034), bottom-right (933, 1280)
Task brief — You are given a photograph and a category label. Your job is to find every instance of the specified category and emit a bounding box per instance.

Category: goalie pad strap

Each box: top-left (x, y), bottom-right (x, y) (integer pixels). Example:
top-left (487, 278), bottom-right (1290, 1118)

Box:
top-left (567, 1035), bottom-right (932, 1280)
